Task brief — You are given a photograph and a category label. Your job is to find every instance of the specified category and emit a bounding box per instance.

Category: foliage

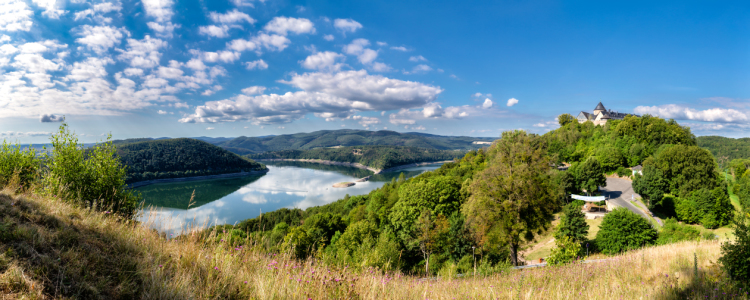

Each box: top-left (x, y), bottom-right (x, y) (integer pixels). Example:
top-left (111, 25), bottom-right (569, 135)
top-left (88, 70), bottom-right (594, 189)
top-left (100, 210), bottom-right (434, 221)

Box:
top-left (0, 142), bottom-right (41, 191)
top-left (615, 166), bottom-right (630, 177)
top-left (42, 123), bottom-right (140, 216)
top-left (463, 130), bottom-right (559, 266)
top-left (218, 129), bottom-right (496, 155)
top-left (656, 218), bottom-right (701, 245)
top-left (697, 136), bottom-right (750, 167)
top-left (248, 145), bottom-right (463, 170)
top-left (547, 236), bottom-right (582, 266)
top-left (595, 146), bottom-right (624, 172)
top-left (557, 113), bottom-right (576, 127)
top-left (577, 157), bottom-right (606, 195)
top-left (118, 138), bottom-right (266, 183)
top-left (595, 208), bottom-right (657, 254)
top-left (671, 188), bottom-right (733, 228)
top-left (645, 144), bottom-right (722, 197)
top-left (735, 174), bottom-right (750, 210)
top-left (554, 203), bottom-right (589, 244)
top-left (633, 165), bottom-right (668, 207)
top-left (719, 210), bottom-right (750, 288)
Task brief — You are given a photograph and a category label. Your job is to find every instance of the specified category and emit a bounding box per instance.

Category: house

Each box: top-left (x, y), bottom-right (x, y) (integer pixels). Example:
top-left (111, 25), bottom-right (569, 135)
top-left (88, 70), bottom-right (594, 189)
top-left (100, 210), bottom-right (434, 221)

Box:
top-left (632, 165), bottom-right (643, 176)
top-left (576, 102), bottom-right (638, 126)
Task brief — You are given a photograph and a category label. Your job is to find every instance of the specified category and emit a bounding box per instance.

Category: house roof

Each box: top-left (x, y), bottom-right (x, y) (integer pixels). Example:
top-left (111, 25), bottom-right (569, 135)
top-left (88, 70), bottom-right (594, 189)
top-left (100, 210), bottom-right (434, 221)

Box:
top-left (594, 102), bottom-right (606, 111)
top-left (632, 165), bottom-right (643, 171)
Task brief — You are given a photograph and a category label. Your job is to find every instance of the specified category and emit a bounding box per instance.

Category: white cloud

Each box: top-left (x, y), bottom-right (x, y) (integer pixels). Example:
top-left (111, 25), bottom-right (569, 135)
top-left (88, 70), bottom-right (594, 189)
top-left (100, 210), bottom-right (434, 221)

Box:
top-left (342, 39), bottom-right (384, 67)
top-left (227, 33), bottom-right (291, 53)
top-left (241, 86), bottom-right (266, 95)
top-left (376, 41), bottom-right (387, 46)
top-left (142, 0), bottom-right (173, 23)
top-left (244, 59), bottom-right (268, 70)
top-left (201, 84), bottom-right (223, 96)
top-left (390, 46), bottom-right (408, 51)
top-left (264, 17), bottom-right (315, 35)
top-left (634, 104), bottom-right (749, 123)
top-left (40, 113), bottom-right (63, 122)
top-left (157, 110), bottom-right (167, 114)
top-left (75, 25), bottom-right (125, 54)
top-left (411, 125), bottom-right (426, 131)
top-left (506, 98), bottom-right (518, 107)
top-left (65, 57), bottom-right (114, 81)
top-left (410, 64), bottom-right (432, 73)
top-left (181, 70), bottom-right (443, 124)
top-left (186, 58), bottom-right (207, 71)
top-left (209, 9), bottom-right (255, 24)
top-left (0, 131), bottom-right (53, 137)
top-left (147, 22), bottom-right (179, 38)
top-left (123, 68), bottom-right (144, 76)
top-left (0, 0), bottom-right (34, 32)
top-left (0, 35), bottom-right (10, 43)
top-left (409, 55), bottom-right (426, 62)
top-left (230, 0), bottom-right (254, 7)
top-left (31, 0), bottom-right (66, 19)
top-left (300, 51), bottom-right (344, 72)
top-left (482, 98), bottom-right (493, 109)
top-left (199, 25), bottom-right (231, 38)
top-left (74, 2), bottom-right (121, 23)
top-left (343, 38), bottom-right (369, 55)
top-left (351, 115), bottom-right (380, 127)
top-left (333, 18), bottom-right (362, 33)
top-left (117, 35), bottom-right (167, 68)
top-left (371, 62), bottom-right (391, 72)
top-left (206, 127), bottom-right (215, 130)
top-left (323, 34), bottom-right (334, 41)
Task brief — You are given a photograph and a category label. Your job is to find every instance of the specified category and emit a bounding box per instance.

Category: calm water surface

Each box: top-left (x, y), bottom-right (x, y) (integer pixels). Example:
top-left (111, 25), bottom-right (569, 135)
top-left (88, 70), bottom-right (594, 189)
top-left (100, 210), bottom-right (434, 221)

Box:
top-left (137, 161), bottom-right (443, 234)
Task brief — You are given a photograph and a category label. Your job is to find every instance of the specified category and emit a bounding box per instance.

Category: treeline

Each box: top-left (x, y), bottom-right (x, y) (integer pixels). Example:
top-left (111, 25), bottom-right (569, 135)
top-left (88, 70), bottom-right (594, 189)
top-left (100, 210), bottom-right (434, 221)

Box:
top-left (697, 136), bottom-right (750, 166)
top-left (116, 138), bottom-right (266, 183)
top-left (247, 146), bottom-right (464, 170)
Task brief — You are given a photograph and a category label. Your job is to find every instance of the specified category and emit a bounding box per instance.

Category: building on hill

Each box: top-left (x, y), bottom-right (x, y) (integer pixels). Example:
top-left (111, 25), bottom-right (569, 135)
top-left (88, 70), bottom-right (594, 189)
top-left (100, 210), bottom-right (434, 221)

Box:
top-left (576, 102), bottom-right (638, 126)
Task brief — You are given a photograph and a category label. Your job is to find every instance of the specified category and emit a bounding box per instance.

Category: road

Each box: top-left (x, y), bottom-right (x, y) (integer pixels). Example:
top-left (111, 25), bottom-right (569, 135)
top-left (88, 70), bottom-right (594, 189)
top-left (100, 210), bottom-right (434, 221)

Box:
top-left (598, 177), bottom-right (659, 224)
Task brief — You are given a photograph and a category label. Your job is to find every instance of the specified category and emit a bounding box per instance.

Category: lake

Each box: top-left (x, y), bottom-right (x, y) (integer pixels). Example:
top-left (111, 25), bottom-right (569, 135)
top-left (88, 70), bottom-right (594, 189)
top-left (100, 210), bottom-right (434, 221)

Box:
top-left (137, 161), bottom-right (443, 235)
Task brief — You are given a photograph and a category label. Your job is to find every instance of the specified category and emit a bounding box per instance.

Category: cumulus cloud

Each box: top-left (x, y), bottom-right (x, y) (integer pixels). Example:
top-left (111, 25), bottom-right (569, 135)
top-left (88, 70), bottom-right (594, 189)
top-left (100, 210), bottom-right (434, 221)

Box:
top-left (300, 51), bottom-right (344, 72)
top-left (74, 2), bottom-right (121, 23)
top-left (333, 18), bottom-right (362, 33)
top-left (323, 34), bottom-right (334, 41)
top-left (351, 115), bottom-right (380, 127)
top-left (244, 59), bottom-right (268, 70)
top-left (0, 0), bottom-right (34, 32)
top-left (75, 25), bottom-right (125, 54)
top-left (409, 64), bottom-right (432, 74)
top-left (157, 110), bottom-right (167, 114)
top-left (180, 70), bottom-right (443, 124)
top-left (117, 35), bottom-right (167, 69)
top-left (31, 0), bottom-right (66, 19)
top-left (241, 86), bottom-right (266, 95)
top-left (409, 55), bottom-right (426, 62)
top-left (206, 127), bottom-right (215, 130)
top-left (264, 17), bottom-right (315, 35)
top-left (199, 25), bottom-right (231, 38)
top-left (342, 39), bottom-right (387, 70)
top-left (147, 22), bottom-right (179, 38)
top-left (390, 46), bottom-right (408, 51)
top-left (201, 85), bottom-right (223, 96)
top-left (65, 57), bottom-right (114, 81)
top-left (40, 113), bottom-right (63, 122)
top-left (482, 98), bottom-right (493, 109)
top-left (142, 0), bottom-right (173, 23)
top-left (506, 98), bottom-right (518, 107)
top-left (209, 9), bottom-right (255, 24)
top-left (227, 33), bottom-right (291, 53)
top-left (634, 104), bottom-right (749, 123)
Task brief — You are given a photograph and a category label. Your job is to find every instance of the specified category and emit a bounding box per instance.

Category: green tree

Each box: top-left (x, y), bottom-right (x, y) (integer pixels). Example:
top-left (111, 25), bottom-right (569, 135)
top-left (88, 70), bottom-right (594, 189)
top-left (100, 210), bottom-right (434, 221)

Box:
top-left (648, 144), bottom-right (720, 196)
top-left (719, 210), bottom-right (750, 287)
top-left (595, 208), bottom-right (657, 254)
top-left (389, 175), bottom-right (461, 246)
top-left (0, 142), bottom-right (41, 191)
top-left (633, 164), bottom-right (668, 208)
top-left (595, 146), bottom-right (624, 172)
top-left (578, 157), bottom-right (606, 195)
top-left (463, 130), bottom-right (559, 266)
top-left (555, 203), bottom-right (589, 244)
top-left (547, 236), bottom-right (583, 266)
top-left (557, 113), bottom-right (576, 127)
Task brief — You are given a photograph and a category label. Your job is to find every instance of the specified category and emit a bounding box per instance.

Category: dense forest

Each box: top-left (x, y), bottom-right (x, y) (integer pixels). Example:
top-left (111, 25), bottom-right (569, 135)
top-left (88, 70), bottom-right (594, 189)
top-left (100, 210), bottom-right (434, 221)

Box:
top-left (697, 136), bottom-right (750, 166)
top-left (117, 138), bottom-right (266, 183)
top-left (210, 114), bottom-right (740, 275)
top-left (216, 129), bottom-right (494, 155)
top-left (248, 146), bottom-right (465, 170)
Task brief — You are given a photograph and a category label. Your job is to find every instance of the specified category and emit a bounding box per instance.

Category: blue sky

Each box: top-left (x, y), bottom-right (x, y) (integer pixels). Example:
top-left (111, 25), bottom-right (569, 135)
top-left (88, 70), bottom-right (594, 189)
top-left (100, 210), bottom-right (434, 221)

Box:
top-left (1, 0), bottom-right (749, 143)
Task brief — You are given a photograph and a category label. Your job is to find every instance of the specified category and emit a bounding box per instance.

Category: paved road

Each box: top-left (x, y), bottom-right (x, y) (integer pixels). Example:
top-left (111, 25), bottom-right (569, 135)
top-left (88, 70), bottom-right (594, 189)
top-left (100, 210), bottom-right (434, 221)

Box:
top-left (598, 178), bottom-right (655, 222)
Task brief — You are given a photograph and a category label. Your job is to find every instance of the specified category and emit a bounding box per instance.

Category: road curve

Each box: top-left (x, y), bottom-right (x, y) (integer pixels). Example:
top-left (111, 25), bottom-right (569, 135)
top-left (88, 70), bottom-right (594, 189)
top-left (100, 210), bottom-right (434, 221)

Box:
top-left (599, 178), bottom-right (653, 221)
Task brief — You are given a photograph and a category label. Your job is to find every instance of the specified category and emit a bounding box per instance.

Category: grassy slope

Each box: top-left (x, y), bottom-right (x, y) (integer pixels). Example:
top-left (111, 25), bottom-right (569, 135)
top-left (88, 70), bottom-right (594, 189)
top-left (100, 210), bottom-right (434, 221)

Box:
top-left (217, 129), bottom-right (495, 155)
top-left (0, 188), bottom-right (743, 299)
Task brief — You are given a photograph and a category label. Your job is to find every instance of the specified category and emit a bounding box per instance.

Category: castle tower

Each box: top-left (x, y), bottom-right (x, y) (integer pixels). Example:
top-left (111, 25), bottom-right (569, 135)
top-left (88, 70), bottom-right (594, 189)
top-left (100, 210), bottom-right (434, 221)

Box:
top-left (593, 102), bottom-right (606, 116)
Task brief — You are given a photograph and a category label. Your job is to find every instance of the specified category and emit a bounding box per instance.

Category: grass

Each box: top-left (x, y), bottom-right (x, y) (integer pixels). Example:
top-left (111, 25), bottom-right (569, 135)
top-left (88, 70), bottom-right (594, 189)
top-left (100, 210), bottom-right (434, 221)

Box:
top-left (0, 187), bottom-right (747, 299)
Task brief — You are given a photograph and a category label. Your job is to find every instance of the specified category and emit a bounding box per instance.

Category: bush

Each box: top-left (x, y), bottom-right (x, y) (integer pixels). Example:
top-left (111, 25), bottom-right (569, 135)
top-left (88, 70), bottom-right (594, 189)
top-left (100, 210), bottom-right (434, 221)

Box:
top-left (595, 208), bottom-right (657, 254)
top-left (719, 211), bottom-right (750, 288)
top-left (656, 218), bottom-right (700, 245)
top-left (616, 166), bottom-right (630, 177)
top-left (0, 142), bottom-right (41, 191)
top-left (554, 203), bottom-right (589, 244)
top-left (42, 123), bottom-right (140, 217)
top-left (547, 236), bottom-right (582, 266)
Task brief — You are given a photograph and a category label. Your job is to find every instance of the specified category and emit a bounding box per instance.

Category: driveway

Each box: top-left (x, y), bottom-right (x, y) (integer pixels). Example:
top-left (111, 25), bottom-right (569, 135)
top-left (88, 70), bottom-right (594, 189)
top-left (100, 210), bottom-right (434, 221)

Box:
top-left (598, 178), bottom-right (656, 223)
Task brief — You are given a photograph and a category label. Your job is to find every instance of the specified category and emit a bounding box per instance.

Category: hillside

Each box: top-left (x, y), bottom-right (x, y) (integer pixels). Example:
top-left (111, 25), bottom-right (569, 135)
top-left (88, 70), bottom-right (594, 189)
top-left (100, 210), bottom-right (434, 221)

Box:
top-left (697, 135), bottom-right (750, 166)
top-left (248, 145), bottom-right (464, 170)
top-left (116, 138), bottom-right (266, 183)
top-left (217, 129), bottom-right (495, 155)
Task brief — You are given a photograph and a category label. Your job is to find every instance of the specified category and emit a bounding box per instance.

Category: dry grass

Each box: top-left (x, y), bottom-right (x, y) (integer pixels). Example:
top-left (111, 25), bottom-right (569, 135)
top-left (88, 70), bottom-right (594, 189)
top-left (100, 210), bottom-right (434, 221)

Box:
top-left (0, 188), bottom-right (747, 299)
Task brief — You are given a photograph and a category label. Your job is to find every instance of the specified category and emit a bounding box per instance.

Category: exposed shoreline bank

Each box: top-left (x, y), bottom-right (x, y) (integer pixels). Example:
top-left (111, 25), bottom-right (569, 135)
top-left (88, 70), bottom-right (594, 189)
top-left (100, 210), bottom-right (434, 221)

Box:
top-left (127, 169), bottom-right (269, 189)
top-left (257, 158), bottom-right (451, 174)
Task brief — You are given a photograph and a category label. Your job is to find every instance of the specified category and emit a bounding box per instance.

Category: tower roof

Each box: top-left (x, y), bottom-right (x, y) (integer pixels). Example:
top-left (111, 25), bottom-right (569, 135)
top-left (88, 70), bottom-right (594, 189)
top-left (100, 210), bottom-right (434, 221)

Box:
top-left (594, 102), bottom-right (606, 111)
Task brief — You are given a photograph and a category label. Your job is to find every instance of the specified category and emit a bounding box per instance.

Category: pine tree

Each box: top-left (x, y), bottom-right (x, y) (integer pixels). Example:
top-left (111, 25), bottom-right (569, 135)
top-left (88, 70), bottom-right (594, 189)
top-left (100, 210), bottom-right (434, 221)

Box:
top-left (555, 203), bottom-right (589, 244)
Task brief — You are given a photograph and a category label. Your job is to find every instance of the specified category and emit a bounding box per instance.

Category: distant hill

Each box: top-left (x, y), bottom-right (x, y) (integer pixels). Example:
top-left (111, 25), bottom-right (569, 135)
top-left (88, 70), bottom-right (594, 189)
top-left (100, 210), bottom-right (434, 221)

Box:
top-left (116, 138), bottom-right (266, 183)
top-left (697, 135), bottom-right (750, 166)
top-left (248, 145), bottom-right (464, 170)
top-left (217, 129), bottom-right (495, 155)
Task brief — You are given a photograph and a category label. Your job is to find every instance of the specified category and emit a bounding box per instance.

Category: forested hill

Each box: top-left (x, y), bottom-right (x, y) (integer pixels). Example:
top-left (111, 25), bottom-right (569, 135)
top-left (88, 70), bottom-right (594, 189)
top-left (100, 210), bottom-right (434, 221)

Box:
top-left (116, 138), bottom-right (266, 183)
top-left (248, 146), bottom-right (464, 170)
top-left (216, 129), bottom-right (495, 155)
top-left (697, 135), bottom-right (750, 165)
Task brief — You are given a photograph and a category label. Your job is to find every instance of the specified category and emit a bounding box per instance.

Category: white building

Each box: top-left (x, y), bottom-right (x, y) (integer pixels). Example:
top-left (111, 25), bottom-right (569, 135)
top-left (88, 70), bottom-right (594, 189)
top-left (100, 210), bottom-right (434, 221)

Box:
top-left (576, 102), bottom-right (637, 126)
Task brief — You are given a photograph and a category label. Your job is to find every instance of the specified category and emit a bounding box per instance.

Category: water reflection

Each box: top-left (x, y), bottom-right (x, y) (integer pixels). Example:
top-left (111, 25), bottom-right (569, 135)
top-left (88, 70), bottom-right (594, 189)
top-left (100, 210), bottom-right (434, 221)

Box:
top-left (137, 161), bottom-right (443, 235)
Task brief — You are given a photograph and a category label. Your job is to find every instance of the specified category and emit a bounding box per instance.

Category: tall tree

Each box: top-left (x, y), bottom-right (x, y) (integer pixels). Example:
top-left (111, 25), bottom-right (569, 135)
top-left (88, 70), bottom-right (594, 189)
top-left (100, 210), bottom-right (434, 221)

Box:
top-left (557, 113), bottom-right (576, 127)
top-left (463, 130), bottom-right (559, 266)
top-left (578, 157), bottom-right (606, 195)
top-left (555, 203), bottom-right (589, 244)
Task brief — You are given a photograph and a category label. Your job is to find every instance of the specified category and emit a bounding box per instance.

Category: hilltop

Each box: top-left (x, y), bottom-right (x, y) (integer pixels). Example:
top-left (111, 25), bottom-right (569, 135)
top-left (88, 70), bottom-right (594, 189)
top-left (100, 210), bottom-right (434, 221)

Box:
top-left (116, 138), bottom-right (266, 184)
top-left (697, 135), bottom-right (750, 165)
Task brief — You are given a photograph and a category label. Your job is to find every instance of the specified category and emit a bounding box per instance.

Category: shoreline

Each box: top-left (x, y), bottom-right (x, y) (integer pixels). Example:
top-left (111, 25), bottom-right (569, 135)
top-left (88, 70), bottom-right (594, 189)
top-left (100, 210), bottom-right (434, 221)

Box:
top-left (257, 159), bottom-right (452, 174)
top-left (127, 169), bottom-right (269, 189)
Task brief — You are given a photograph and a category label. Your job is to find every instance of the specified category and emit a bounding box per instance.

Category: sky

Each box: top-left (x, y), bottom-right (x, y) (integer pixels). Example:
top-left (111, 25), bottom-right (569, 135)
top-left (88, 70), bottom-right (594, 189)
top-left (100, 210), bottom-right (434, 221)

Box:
top-left (1, 0), bottom-right (749, 143)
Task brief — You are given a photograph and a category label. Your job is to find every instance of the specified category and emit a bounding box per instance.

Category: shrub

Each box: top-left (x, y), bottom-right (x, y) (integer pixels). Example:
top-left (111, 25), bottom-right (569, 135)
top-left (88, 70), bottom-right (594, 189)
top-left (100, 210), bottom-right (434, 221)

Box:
top-left (0, 142), bottom-right (41, 191)
top-left (616, 166), bottom-right (630, 177)
top-left (656, 218), bottom-right (700, 245)
top-left (595, 208), bottom-right (657, 254)
top-left (554, 203), bottom-right (589, 244)
top-left (547, 236), bottom-right (582, 266)
top-left (719, 211), bottom-right (750, 288)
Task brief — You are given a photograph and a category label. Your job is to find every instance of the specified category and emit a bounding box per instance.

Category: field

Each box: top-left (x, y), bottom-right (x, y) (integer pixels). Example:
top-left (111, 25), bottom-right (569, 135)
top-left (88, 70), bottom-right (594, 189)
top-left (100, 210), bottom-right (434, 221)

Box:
top-left (0, 187), bottom-right (745, 299)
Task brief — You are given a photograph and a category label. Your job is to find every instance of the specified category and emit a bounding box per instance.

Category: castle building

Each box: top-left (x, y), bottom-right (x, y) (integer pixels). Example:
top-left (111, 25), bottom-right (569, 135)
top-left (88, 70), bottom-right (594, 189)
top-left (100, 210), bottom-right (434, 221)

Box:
top-left (576, 102), bottom-right (637, 126)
